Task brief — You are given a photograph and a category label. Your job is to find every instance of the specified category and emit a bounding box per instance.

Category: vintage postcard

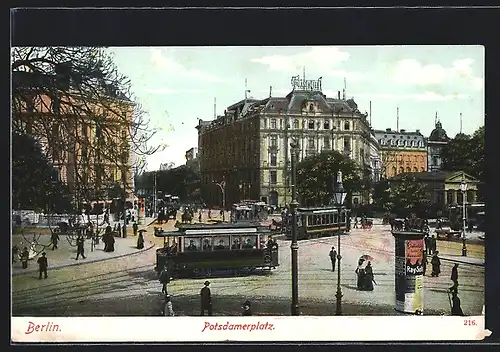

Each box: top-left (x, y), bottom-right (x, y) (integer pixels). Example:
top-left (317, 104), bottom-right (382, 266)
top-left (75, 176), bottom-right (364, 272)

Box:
top-left (11, 44), bottom-right (487, 342)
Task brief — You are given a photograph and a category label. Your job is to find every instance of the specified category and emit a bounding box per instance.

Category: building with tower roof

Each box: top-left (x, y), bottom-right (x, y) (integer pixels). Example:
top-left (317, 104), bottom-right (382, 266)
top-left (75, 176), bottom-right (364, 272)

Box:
top-left (427, 118), bottom-right (450, 172)
top-left (196, 75), bottom-right (374, 208)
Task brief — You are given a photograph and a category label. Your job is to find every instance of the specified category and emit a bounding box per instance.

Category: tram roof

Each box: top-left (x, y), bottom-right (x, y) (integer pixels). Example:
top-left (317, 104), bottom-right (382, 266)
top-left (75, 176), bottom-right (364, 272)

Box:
top-left (297, 206), bottom-right (349, 214)
top-left (154, 222), bottom-right (272, 237)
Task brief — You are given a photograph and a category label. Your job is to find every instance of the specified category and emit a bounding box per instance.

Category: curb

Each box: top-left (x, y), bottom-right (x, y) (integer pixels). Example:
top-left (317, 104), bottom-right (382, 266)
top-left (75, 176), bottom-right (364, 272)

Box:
top-left (11, 241), bottom-right (156, 276)
top-left (12, 218), bottom-right (158, 276)
top-left (439, 256), bottom-right (484, 267)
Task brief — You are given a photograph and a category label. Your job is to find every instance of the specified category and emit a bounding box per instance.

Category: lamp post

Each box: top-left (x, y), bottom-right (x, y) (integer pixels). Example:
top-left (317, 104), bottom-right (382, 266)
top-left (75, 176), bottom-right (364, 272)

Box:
top-left (332, 170), bottom-right (348, 315)
top-left (290, 140), bottom-right (300, 315)
top-left (460, 176), bottom-right (468, 257)
top-left (215, 180), bottom-right (226, 222)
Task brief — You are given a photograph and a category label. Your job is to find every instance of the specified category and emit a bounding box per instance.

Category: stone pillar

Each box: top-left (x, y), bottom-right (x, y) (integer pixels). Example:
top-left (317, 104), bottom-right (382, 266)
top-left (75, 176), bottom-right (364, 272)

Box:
top-left (443, 190), bottom-right (448, 205)
top-left (451, 190), bottom-right (457, 205)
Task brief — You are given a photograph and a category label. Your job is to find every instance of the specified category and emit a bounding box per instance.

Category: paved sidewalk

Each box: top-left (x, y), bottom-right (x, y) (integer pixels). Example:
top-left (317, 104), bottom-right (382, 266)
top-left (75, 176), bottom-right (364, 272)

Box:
top-left (439, 254), bottom-right (484, 267)
top-left (12, 217), bottom-right (157, 276)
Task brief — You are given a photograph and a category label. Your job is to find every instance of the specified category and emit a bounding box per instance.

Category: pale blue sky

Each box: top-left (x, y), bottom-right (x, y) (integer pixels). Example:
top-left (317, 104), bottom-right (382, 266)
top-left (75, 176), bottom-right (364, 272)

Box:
top-left (109, 46), bottom-right (484, 171)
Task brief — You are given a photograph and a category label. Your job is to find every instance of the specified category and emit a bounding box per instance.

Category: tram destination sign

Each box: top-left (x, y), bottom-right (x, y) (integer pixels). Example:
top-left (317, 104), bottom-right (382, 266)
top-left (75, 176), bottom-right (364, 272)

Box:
top-left (291, 75), bottom-right (322, 91)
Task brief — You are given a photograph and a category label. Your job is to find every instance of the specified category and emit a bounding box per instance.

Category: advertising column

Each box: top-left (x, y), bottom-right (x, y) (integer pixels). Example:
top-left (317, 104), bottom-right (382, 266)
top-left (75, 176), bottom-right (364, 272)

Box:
top-left (393, 231), bottom-right (425, 314)
top-left (138, 198), bottom-right (145, 225)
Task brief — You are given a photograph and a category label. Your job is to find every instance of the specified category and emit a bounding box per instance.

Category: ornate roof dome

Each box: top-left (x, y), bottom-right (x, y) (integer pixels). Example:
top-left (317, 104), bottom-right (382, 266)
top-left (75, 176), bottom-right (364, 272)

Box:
top-left (429, 121), bottom-right (450, 142)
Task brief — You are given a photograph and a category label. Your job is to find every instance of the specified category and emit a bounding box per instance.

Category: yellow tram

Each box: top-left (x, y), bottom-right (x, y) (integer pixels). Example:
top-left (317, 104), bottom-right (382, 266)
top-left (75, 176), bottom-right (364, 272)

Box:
top-left (154, 223), bottom-right (279, 277)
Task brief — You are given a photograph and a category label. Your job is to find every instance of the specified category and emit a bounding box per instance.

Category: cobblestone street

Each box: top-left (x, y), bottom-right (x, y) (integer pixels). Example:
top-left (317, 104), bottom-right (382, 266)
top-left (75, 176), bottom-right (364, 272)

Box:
top-left (12, 222), bottom-right (484, 317)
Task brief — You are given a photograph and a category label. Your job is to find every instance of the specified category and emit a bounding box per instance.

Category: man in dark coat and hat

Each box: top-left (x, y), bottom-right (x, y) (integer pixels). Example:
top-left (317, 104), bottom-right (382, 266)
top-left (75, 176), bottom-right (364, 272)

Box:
top-left (51, 231), bottom-right (60, 250)
top-left (200, 281), bottom-right (212, 316)
top-left (37, 252), bottom-right (48, 279)
top-left (75, 235), bottom-right (86, 260)
top-left (364, 261), bottom-right (375, 291)
top-left (450, 263), bottom-right (459, 293)
top-left (431, 251), bottom-right (441, 277)
top-left (329, 246), bottom-right (337, 272)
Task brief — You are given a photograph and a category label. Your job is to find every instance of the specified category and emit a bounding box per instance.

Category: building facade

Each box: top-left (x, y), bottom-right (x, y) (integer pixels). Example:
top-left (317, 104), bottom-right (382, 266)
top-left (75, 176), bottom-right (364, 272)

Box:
top-left (12, 72), bottom-right (135, 202)
top-left (197, 76), bottom-right (373, 208)
top-left (373, 128), bottom-right (428, 179)
top-left (427, 120), bottom-right (450, 172)
top-left (185, 147), bottom-right (199, 174)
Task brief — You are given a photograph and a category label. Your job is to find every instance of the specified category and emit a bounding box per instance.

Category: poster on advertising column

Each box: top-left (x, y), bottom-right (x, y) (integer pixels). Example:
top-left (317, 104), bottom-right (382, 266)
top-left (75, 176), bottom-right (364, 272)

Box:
top-left (393, 232), bottom-right (425, 314)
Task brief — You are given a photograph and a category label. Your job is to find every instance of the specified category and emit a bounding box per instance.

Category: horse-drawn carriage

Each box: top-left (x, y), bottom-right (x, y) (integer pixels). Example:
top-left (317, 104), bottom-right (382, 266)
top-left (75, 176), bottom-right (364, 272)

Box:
top-left (360, 217), bottom-right (373, 230)
top-left (435, 218), bottom-right (461, 240)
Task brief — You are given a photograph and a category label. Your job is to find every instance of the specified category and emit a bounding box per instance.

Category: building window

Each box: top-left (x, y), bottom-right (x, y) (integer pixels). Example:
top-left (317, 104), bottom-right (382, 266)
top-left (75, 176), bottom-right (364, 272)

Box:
top-left (270, 135), bottom-right (277, 147)
top-left (262, 118), bottom-right (267, 128)
top-left (413, 167), bottom-right (418, 172)
top-left (270, 171), bottom-right (277, 185)
top-left (432, 156), bottom-right (438, 166)
top-left (270, 153), bottom-right (277, 166)
top-left (399, 167), bottom-right (404, 174)
top-left (280, 119), bottom-right (283, 129)
top-left (324, 119), bottom-right (330, 129)
top-left (308, 120), bottom-right (315, 129)
top-left (343, 136), bottom-right (350, 153)
top-left (392, 166), bottom-right (397, 177)
top-left (344, 121), bottom-right (350, 130)
top-left (308, 137), bottom-right (315, 149)
top-left (293, 119), bottom-right (299, 129)
top-left (323, 136), bottom-right (330, 149)
top-left (406, 167), bottom-right (411, 172)
top-left (270, 119), bottom-right (277, 129)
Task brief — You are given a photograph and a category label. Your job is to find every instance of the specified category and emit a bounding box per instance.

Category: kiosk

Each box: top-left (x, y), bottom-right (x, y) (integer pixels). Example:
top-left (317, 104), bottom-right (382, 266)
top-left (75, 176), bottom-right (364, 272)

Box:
top-left (392, 231), bottom-right (426, 314)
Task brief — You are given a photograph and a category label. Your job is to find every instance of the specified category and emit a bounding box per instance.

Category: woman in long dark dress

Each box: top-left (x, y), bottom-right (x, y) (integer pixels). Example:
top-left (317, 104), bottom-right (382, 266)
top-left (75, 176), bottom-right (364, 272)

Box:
top-left (364, 262), bottom-right (374, 291)
top-left (137, 231), bottom-right (145, 249)
top-left (356, 258), bottom-right (366, 290)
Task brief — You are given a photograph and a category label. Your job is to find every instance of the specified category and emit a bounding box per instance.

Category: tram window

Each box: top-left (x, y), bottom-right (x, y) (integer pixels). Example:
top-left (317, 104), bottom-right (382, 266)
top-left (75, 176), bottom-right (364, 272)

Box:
top-left (328, 214), bottom-right (333, 224)
top-left (231, 236), bottom-right (242, 249)
top-left (307, 215), bottom-right (312, 226)
top-left (185, 237), bottom-right (201, 252)
top-left (334, 213), bottom-right (338, 223)
top-left (214, 236), bottom-right (230, 250)
top-left (242, 235), bottom-right (258, 249)
top-left (322, 215), bottom-right (327, 224)
top-left (202, 237), bottom-right (213, 251)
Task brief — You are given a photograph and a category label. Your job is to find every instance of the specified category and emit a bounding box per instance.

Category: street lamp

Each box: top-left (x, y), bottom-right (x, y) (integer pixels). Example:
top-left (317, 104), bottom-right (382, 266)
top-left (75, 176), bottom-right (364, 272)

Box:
top-left (214, 180), bottom-right (226, 222)
top-left (290, 140), bottom-right (300, 315)
top-left (460, 176), bottom-right (468, 257)
top-left (332, 170), bottom-right (347, 315)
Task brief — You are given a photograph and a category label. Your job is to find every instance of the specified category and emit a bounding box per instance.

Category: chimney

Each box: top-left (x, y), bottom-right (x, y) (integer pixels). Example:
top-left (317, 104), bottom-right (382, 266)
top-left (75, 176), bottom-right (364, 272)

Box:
top-left (416, 129), bottom-right (420, 134)
top-left (386, 128), bottom-right (391, 132)
top-left (337, 91), bottom-right (341, 99)
top-left (400, 129), bottom-right (406, 133)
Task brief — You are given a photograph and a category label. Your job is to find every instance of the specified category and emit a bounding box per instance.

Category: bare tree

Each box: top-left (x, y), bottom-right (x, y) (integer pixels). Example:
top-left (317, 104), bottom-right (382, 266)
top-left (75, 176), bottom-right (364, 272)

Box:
top-left (12, 46), bottom-right (165, 244)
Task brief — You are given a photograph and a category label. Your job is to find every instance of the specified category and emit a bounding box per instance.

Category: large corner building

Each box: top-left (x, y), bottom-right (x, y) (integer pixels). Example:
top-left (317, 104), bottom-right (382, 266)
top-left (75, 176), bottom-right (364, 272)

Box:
top-left (196, 77), bottom-right (379, 208)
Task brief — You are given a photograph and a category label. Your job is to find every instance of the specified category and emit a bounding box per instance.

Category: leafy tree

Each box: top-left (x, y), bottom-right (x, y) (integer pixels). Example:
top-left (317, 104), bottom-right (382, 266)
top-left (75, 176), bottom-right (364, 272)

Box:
top-left (372, 179), bottom-right (392, 211)
top-left (388, 174), bottom-right (430, 217)
top-left (296, 150), bottom-right (368, 207)
top-left (12, 132), bottom-right (73, 212)
top-left (441, 126), bottom-right (484, 181)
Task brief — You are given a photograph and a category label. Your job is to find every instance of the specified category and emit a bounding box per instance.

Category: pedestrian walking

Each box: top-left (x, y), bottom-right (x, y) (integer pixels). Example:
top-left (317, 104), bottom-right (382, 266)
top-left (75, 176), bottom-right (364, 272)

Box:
top-left (37, 252), bottom-right (48, 279)
top-left (364, 261), bottom-right (375, 291)
top-left (354, 217), bottom-right (358, 229)
top-left (329, 246), bottom-right (337, 272)
top-left (424, 234), bottom-right (430, 255)
top-left (449, 263), bottom-right (459, 293)
top-left (431, 251), bottom-right (441, 277)
top-left (133, 222), bottom-right (138, 236)
top-left (430, 235), bottom-right (437, 254)
top-left (137, 230), bottom-right (145, 249)
top-left (451, 290), bottom-right (464, 316)
top-left (21, 247), bottom-right (29, 269)
top-left (200, 280), bottom-right (212, 316)
top-left (159, 264), bottom-right (171, 294)
top-left (242, 300), bottom-right (252, 316)
top-left (208, 209), bottom-right (212, 219)
top-left (75, 235), bottom-right (86, 260)
top-left (51, 231), bottom-right (60, 250)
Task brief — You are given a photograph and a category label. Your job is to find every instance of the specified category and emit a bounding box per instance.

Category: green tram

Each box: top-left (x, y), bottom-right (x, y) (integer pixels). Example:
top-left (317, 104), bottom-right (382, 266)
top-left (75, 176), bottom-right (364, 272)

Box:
top-left (284, 206), bottom-right (350, 240)
top-left (154, 223), bottom-right (279, 277)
